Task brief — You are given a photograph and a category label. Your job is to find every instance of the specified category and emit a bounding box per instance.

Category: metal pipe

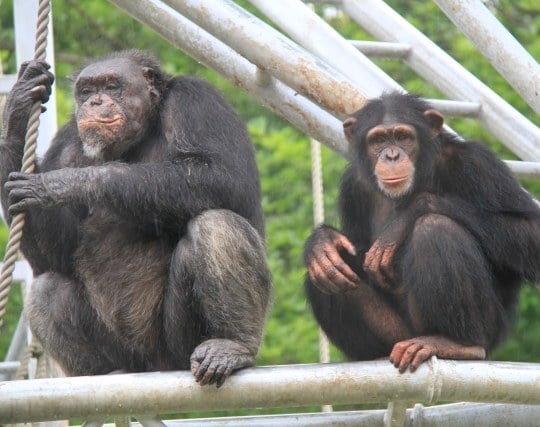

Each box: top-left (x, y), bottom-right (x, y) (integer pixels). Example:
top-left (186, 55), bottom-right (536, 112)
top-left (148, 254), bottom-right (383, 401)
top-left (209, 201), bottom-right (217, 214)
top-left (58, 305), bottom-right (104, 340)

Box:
top-left (247, 0), bottom-right (400, 98)
top-left (161, 0), bottom-right (366, 116)
top-left (1, 360), bottom-right (540, 423)
top-left (349, 40), bottom-right (411, 59)
top-left (435, 0), bottom-right (540, 114)
top-left (83, 404), bottom-right (540, 427)
top-left (106, 0), bottom-right (348, 156)
top-left (343, 0), bottom-right (540, 161)
top-left (105, 0), bottom-right (537, 178)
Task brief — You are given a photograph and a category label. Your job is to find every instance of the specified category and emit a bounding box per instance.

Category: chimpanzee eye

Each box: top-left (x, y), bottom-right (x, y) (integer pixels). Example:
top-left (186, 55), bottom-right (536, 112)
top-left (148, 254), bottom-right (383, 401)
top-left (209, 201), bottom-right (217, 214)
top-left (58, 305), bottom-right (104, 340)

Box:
top-left (368, 135), bottom-right (386, 145)
top-left (394, 131), bottom-right (409, 142)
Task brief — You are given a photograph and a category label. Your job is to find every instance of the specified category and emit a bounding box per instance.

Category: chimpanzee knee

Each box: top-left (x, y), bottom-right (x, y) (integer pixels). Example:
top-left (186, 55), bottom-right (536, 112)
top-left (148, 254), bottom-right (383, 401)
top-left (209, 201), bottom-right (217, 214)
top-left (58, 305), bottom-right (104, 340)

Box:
top-left (400, 214), bottom-right (507, 347)
top-left (163, 209), bottom-right (272, 362)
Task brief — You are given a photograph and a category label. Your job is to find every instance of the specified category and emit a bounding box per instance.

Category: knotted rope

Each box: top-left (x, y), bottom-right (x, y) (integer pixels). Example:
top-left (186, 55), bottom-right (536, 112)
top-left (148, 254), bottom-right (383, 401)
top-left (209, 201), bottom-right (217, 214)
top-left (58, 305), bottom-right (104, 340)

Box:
top-left (0, 0), bottom-right (51, 328)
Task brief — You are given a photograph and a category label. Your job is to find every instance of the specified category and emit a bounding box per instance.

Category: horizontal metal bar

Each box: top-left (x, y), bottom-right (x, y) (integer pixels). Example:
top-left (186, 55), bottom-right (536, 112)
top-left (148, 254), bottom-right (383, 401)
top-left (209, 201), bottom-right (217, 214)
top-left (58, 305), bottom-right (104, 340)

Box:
top-left (2, 360), bottom-right (540, 423)
top-left (349, 40), bottom-right (411, 58)
top-left (427, 99), bottom-right (481, 117)
top-left (435, 0), bottom-right (540, 114)
top-left (505, 161), bottom-right (540, 180)
top-left (118, 404), bottom-right (540, 427)
top-left (0, 361), bottom-right (20, 374)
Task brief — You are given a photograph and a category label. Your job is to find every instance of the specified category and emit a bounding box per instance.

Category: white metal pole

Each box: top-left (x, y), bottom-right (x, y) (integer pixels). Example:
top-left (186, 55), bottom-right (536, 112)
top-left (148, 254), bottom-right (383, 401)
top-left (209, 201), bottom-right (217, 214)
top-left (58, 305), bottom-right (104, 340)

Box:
top-left (435, 0), bottom-right (540, 114)
top-left (2, 360), bottom-right (540, 423)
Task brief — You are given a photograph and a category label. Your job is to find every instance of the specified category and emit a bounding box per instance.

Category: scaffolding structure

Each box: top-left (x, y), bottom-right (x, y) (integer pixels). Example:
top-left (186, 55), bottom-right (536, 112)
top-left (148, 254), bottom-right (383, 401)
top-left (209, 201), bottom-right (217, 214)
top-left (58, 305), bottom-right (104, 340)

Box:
top-left (1, 1), bottom-right (539, 426)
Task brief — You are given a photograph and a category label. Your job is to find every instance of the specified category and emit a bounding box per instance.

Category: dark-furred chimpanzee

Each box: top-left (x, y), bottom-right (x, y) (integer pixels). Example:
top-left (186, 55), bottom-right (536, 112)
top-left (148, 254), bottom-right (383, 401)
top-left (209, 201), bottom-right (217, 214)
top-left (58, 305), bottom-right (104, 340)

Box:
top-left (1, 50), bottom-right (272, 387)
top-left (304, 92), bottom-right (540, 372)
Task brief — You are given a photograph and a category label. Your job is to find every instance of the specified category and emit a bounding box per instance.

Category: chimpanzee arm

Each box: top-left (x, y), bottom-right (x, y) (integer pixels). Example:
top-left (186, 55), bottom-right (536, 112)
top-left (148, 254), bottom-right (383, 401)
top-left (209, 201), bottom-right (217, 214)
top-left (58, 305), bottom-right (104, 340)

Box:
top-left (5, 76), bottom-right (260, 231)
top-left (432, 139), bottom-right (540, 282)
top-left (5, 157), bottom-right (246, 226)
top-left (0, 60), bottom-right (54, 221)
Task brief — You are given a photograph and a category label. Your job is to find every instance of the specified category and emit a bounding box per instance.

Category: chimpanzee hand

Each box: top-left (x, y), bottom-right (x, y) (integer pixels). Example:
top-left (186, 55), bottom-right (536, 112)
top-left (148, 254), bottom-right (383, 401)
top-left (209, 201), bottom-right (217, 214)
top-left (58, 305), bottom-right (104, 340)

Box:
top-left (190, 338), bottom-right (255, 388)
top-left (364, 219), bottom-right (404, 291)
top-left (5, 171), bottom-right (73, 215)
top-left (304, 225), bottom-right (359, 294)
top-left (390, 335), bottom-right (486, 373)
top-left (2, 60), bottom-right (54, 141)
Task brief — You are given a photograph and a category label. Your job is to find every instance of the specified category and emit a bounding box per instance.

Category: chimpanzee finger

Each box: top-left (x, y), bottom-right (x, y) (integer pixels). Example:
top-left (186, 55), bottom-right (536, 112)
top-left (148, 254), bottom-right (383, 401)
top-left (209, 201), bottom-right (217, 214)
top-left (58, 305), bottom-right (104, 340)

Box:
top-left (363, 243), bottom-right (383, 273)
top-left (193, 358), bottom-right (212, 384)
top-left (17, 61), bottom-right (31, 79)
top-left (380, 245), bottom-right (396, 276)
top-left (20, 60), bottom-right (52, 80)
top-left (29, 85), bottom-right (51, 104)
top-left (397, 342), bottom-right (422, 373)
top-left (335, 234), bottom-right (357, 256)
top-left (199, 362), bottom-right (218, 386)
top-left (314, 254), bottom-right (356, 292)
top-left (324, 246), bottom-right (359, 286)
top-left (8, 199), bottom-right (34, 216)
top-left (389, 340), bottom-right (409, 366)
top-left (309, 262), bottom-right (340, 294)
top-left (213, 363), bottom-right (233, 388)
top-left (409, 348), bottom-right (433, 372)
top-left (8, 172), bottom-right (32, 181)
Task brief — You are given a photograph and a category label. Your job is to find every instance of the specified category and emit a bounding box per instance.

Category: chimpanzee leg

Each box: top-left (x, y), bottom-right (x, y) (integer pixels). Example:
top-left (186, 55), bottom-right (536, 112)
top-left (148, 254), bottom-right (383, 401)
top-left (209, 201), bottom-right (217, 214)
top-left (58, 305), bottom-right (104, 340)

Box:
top-left (306, 274), bottom-right (414, 361)
top-left (25, 273), bottom-right (140, 376)
top-left (392, 214), bottom-right (507, 371)
top-left (163, 209), bottom-right (272, 386)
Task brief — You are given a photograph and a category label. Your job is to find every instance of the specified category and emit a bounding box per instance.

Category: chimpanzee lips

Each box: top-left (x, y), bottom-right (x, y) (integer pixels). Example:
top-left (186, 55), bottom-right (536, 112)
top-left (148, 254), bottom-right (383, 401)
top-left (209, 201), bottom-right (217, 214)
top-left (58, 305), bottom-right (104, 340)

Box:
top-left (381, 176), bottom-right (409, 184)
top-left (79, 116), bottom-right (122, 125)
top-left (93, 117), bottom-right (122, 124)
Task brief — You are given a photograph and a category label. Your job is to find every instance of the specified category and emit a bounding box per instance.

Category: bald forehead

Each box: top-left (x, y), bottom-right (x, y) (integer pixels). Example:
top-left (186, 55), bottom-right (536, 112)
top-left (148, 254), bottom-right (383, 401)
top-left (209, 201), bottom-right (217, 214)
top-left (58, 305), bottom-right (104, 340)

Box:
top-left (77, 57), bottom-right (138, 79)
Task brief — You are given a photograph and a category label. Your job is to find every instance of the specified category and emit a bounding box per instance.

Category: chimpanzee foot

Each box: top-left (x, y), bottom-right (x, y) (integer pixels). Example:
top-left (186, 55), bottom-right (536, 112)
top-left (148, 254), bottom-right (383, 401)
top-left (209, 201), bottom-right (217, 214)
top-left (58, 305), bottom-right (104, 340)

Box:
top-left (389, 335), bottom-right (486, 373)
top-left (190, 338), bottom-right (255, 387)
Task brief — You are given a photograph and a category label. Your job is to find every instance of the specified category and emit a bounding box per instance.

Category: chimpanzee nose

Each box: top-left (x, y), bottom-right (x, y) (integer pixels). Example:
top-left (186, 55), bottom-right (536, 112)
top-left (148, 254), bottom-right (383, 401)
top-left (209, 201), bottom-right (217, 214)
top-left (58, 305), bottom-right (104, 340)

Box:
top-left (90, 95), bottom-right (103, 106)
top-left (385, 148), bottom-right (400, 161)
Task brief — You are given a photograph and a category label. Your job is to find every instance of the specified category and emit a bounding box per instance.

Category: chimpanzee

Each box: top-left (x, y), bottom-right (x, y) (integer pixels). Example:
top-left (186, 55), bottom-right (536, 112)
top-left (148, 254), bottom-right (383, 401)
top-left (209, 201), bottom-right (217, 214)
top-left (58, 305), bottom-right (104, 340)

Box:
top-left (0, 50), bottom-right (272, 387)
top-left (304, 92), bottom-right (540, 372)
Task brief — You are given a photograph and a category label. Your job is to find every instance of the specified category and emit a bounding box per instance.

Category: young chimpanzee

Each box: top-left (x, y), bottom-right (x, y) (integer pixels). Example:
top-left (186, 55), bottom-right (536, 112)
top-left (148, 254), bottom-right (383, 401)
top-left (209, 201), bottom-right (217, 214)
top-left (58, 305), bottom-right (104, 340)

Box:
top-left (304, 92), bottom-right (540, 372)
top-left (1, 50), bottom-right (272, 387)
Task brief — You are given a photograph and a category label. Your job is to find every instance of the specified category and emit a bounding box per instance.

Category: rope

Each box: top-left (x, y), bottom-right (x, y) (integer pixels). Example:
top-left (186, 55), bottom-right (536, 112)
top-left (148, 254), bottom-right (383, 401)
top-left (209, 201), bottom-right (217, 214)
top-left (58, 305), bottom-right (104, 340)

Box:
top-left (0, 0), bottom-right (51, 328)
top-left (310, 138), bottom-right (332, 413)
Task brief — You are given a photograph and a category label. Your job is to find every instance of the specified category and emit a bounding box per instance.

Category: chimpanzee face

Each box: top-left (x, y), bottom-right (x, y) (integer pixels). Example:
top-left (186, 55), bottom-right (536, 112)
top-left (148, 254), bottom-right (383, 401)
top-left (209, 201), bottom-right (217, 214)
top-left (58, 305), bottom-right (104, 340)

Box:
top-left (343, 97), bottom-right (444, 200)
top-left (74, 58), bottom-right (159, 160)
top-left (363, 120), bottom-right (420, 198)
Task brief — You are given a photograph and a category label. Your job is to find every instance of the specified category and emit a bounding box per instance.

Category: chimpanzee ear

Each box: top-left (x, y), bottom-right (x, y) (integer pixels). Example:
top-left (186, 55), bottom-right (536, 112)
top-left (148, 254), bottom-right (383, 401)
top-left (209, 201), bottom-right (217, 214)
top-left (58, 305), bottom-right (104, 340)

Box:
top-left (142, 67), bottom-right (160, 99)
top-left (343, 116), bottom-right (357, 143)
top-left (424, 109), bottom-right (444, 136)
top-left (142, 66), bottom-right (154, 81)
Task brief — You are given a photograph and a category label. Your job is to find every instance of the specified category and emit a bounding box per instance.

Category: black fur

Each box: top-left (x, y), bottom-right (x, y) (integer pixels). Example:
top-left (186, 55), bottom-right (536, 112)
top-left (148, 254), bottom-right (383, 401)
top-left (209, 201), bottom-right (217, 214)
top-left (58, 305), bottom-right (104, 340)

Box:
top-left (1, 50), bottom-right (271, 386)
top-left (305, 92), bottom-right (540, 361)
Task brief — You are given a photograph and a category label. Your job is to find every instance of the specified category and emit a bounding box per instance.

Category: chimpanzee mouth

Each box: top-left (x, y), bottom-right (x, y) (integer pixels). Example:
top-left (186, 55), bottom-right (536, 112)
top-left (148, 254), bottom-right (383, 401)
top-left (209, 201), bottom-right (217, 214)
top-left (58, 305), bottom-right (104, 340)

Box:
top-left (93, 117), bottom-right (122, 124)
top-left (381, 176), bottom-right (409, 184)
